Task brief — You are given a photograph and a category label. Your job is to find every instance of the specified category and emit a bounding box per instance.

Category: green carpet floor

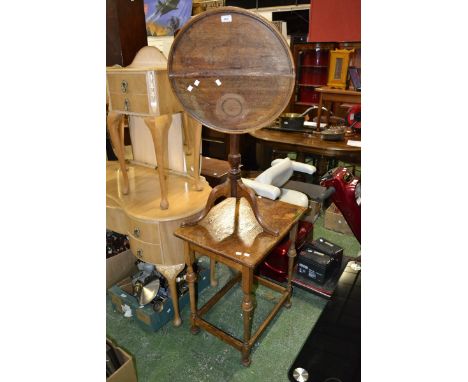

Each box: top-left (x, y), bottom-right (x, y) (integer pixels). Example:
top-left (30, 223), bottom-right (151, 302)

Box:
top-left (106, 215), bottom-right (360, 382)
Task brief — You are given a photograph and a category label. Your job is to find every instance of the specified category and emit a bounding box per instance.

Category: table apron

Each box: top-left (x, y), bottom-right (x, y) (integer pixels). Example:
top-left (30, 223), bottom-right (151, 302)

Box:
top-left (190, 243), bottom-right (248, 272)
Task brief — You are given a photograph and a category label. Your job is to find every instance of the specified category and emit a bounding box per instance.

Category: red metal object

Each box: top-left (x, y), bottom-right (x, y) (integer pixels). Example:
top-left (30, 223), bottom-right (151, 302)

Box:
top-left (346, 104), bottom-right (361, 131)
top-left (259, 220), bottom-right (313, 283)
top-left (320, 167), bottom-right (361, 242)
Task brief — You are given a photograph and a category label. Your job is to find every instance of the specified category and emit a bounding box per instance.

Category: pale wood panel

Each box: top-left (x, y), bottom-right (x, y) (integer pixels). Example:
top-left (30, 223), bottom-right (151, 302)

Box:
top-left (106, 162), bottom-right (211, 222)
top-left (155, 70), bottom-right (183, 115)
top-left (158, 217), bottom-right (189, 265)
top-left (108, 92), bottom-right (150, 115)
top-left (128, 234), bottom-right (163, 264)
top-left (127, 218), bottom-right (160, 244)
top-left (129, 113), bottom-right (186, 173)
top-left (107, 72), bottom-right (148, 93)
top-left (106, 206), bottom-right (129, 234)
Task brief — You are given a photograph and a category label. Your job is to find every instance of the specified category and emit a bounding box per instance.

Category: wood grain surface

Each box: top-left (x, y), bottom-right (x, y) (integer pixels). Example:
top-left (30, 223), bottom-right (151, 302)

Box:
top-left (106, 161), bottom-right (211, 222)
top-left (168, 7), bottom-right (295, 133)
top-left (250, 127), bottom-right (361, 157)
top-left (174, 197), bottom-right (305, 268)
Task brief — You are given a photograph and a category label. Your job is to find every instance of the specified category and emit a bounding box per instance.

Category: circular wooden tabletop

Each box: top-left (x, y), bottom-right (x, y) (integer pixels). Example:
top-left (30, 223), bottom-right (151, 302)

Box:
top-left (168, 7), bottom-right (295, 134)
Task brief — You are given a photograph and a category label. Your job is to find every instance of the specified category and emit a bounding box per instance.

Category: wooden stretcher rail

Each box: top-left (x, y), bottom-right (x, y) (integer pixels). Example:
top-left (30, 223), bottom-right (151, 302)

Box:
top-left (197, 273), bottom-right (241, 317)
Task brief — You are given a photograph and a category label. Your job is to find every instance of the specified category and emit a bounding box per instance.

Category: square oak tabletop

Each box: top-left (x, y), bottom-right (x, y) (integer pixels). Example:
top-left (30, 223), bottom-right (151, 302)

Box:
top-left (174, 197), bottom-right (306, 268)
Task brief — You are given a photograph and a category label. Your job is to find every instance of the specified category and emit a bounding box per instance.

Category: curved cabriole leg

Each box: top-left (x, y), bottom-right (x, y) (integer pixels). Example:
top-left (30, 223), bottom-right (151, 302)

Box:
top-left (144, 115), bottom-right (172, 210)
top-left (107, 111), bottom-right (129, 194)
top-left (182, 113), bottom-right (203, 191)
top-left (238, 181), bottom-right (279, 236)
top-left (156, 263), bottom-right (185, 327)
top-left (285, 222), bottom-right (299, 309)
top-left (182, 180), bottom-right (230, 226)
top-left (181, 112), bottom-right (193, 156)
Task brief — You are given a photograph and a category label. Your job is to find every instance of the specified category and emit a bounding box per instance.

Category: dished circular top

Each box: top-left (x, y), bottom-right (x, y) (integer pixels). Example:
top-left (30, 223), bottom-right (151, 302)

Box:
top-left (168, 7), bottom-right (295, 134)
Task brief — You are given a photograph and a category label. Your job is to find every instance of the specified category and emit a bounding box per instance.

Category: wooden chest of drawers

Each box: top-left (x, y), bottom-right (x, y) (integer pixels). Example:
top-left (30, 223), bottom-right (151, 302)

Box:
top-left (106, 162), bottom-right (212, 326)
top-left (106, 67), bottom-right (182, 117)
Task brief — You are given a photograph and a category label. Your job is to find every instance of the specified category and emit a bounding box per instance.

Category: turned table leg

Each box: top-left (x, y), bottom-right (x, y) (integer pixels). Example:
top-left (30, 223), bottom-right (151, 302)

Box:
top-left (285, 222), bottom-right (299, 309)
top-left (156, 263), bottom-right (185, 327)
top-left (107, 111), bottom-right (129, 194)
top-left (317, 95), bottom-right (323, 132)
top-left (210, 259), bottom-right (217, 287)
top-left (144, 115), bottom-right (172, 210)
top-left (184, 242), bottom-right (199, 334)
top-left (241, 266), bottom-right (254, 366)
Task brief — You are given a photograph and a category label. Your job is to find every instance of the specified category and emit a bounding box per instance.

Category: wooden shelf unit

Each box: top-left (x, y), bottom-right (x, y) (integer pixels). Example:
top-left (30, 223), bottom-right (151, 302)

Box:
top-left (288, 41), bottom-right (361, 115)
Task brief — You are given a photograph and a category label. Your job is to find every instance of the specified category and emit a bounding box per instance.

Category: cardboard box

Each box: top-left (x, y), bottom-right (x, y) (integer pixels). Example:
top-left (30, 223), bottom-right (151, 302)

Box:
top-left (108, 264), bottom-right (210, 332)
top-left (106, 250), bottom-right (138, 289)
top-left (106, 339), bottom-right (137, 382)
top-left (324, 203), bottom-right (353, 235)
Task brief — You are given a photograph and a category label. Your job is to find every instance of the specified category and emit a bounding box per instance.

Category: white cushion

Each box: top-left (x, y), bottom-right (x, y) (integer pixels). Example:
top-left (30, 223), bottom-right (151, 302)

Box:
top-left (241, 178), bottom-right (281, 200)
top-left (278, 188), bottom-right (309, 208)
top-left (255, 157), bottom-right (293, 187)
top-left (271, 158), bottom-right (316, 175)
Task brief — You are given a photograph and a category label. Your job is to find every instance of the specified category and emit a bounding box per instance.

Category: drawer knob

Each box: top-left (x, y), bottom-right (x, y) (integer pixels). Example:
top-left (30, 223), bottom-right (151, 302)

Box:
top-left (124, 98), bottom-right (130, 111)
top-left (120, 80), bottom-right (128, 93)
top-left (136, 249), bottom-right (143, 258)
top-left (133, 227), bottom-right (141, 237)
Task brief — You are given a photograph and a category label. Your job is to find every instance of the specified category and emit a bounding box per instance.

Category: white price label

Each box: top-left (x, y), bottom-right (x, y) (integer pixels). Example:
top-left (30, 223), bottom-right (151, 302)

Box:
top-left (221, 15), bottom-right (232, 23)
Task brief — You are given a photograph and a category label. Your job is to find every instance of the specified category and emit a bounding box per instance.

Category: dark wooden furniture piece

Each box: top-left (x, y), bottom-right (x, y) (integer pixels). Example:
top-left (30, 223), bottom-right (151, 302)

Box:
top-left (201, 127), bottom-right (257, 171)
top-left (167, 7), bottom-right (295, 235)
top-left (174, 196), bottom-right (306, 366)
top-left (200, 156), bottom-right (230, 187)
top-left (250, 128), bottom-right (360, 180)
top-left (288, 260), bottom-right (361, 382)
top-left (316, 86), bottom-right (361, 130)
top-left (288, 42), bottom-right (337, 114)
top-left (106, 0), bottom-right (148, 67)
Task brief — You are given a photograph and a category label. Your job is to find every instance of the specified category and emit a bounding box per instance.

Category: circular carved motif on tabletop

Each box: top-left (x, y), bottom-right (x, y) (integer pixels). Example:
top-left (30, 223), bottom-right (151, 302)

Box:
top-left (168, 7), bottom-right (295, 134)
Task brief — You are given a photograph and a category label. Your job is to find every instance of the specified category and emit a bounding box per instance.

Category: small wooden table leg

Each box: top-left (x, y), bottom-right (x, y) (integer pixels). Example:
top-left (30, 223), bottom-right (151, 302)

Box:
top-left (144, 115), bottom-right (172, 210)
top-left (241, 266), bottom-right (254, 366)
top-left (107, 111), bottom-right (129, 194)
top-left (192, 119), bottom-right (203, 191)
top-left (326, 100), bottom-right (332, 128)
top-left (156, 263), bottom-right (185, 327)
top-left (317, 95), bottom-right (323, 132)
top-left (285, 222), bottom-right (299, 309)
top-left (184, 242), bottom-right (200, 334)
top-left (210, 259), bottom-right (217, 287)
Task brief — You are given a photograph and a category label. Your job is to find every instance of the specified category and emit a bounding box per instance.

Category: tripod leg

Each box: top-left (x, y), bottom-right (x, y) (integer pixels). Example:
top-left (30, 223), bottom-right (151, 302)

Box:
top-left (238, 181), bottom-right (279, 236)
top-left (182, 180), bottom-right (230, 226)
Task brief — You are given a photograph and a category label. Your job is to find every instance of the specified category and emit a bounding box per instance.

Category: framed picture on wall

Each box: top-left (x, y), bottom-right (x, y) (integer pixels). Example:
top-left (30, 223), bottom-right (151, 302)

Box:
top-left (327, 49), bottom-right (354, 89)
top-left (144, 0), bottom-right (193, 36)
top-left (348, 67), bottom-right (361, 91)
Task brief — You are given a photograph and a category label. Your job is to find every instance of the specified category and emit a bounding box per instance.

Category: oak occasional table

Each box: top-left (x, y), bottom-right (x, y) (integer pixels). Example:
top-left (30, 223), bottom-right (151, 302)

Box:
top-left (174, 196), bottom-right (306, 366)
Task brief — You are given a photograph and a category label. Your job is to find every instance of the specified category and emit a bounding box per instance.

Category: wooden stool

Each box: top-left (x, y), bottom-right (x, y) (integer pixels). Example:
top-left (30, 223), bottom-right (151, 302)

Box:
top-left (174, 197), bottom-right (306, 366)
